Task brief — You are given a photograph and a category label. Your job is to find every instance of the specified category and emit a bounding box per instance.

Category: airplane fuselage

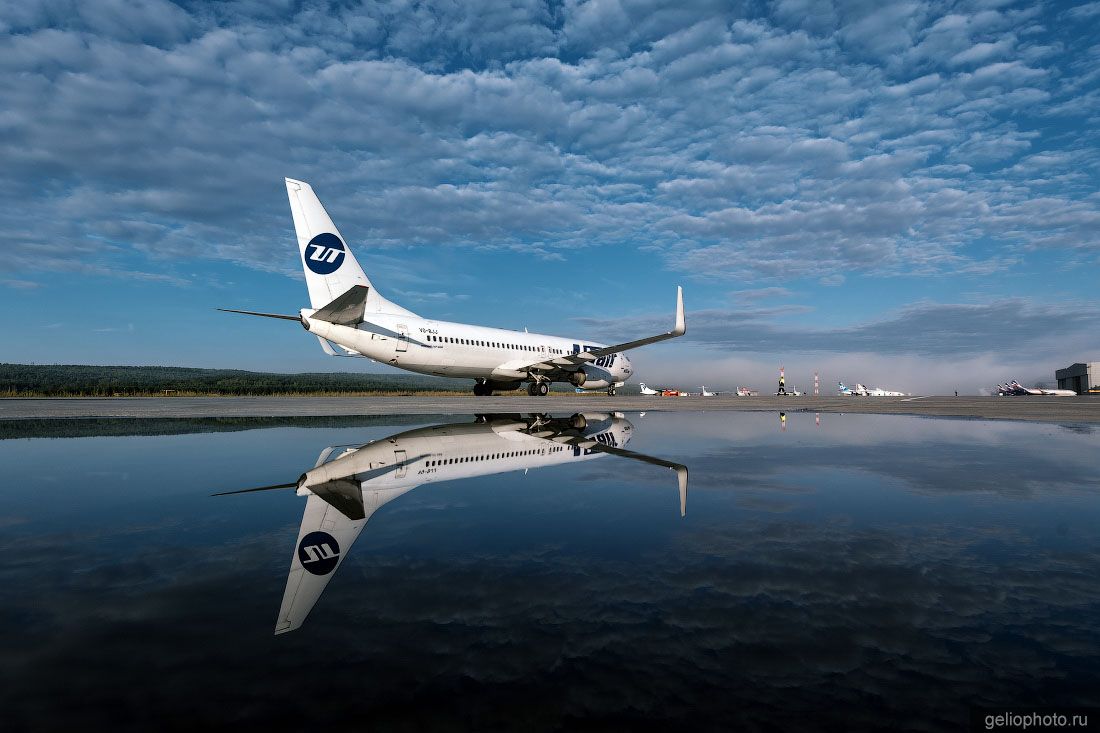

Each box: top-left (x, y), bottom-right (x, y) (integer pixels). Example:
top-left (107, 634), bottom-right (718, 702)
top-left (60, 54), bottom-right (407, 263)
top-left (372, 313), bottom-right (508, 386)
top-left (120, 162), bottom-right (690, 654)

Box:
top-left (305, 312), bottom-right (633, 389)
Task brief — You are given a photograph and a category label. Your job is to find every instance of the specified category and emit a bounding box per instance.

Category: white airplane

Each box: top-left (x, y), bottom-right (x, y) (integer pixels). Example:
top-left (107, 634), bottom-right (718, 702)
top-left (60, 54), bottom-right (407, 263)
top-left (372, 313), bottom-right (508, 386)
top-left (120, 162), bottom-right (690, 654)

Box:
top-left (222, 179), bottom-right (686, 397)
top-left (840, 382), bottom-right (907, 396)
top-left (997, 381), bottom-right (1076, 397)
top-left (215, 413), bottom-right (689, 634)
top-left (638, 382), bottom-right (659, 395)
top-left (866, 386), bottom-right (907, 397)
top-left (701, 386), bottom-right (715, 397)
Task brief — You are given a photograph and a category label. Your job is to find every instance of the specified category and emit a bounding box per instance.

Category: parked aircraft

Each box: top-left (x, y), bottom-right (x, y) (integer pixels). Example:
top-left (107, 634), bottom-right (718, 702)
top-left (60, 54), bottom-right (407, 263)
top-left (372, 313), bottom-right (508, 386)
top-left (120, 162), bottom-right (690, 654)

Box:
top-left (214, 413), bottom-right (689, 633)
top-left (639, 382), bottom-right (659, 395)
top-left (839, 382), bottom-right (905, 396)
top-left (996, 381), bottom-right (1076, 396)
top-left (701, 386), bottom-right (715, 397)
top-left (222, 179), bottom-right (685, 396)
top-left (865, 386), bottom-right (907, 397)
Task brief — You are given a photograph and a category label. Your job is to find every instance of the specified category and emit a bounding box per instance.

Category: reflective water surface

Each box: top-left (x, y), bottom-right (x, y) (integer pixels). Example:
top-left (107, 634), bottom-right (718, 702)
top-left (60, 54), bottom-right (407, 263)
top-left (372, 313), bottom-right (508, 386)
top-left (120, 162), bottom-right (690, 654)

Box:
top-left (1, 411), bottom-right (1098, 731)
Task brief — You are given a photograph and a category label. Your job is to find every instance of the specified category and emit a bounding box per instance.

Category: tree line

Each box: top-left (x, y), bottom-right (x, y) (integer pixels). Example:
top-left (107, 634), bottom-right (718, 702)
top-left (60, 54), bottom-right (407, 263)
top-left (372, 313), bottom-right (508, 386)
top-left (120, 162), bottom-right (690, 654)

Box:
top-left (0, 363), bottom-right (472, 396)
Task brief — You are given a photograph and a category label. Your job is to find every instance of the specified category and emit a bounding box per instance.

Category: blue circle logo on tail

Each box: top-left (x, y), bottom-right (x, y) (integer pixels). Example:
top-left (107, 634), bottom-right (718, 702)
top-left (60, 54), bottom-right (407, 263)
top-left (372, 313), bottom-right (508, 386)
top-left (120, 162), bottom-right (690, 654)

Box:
top-left (297, 531), bottom-right (341, 575)
top-left (304, 233), bottom-right (345, 275)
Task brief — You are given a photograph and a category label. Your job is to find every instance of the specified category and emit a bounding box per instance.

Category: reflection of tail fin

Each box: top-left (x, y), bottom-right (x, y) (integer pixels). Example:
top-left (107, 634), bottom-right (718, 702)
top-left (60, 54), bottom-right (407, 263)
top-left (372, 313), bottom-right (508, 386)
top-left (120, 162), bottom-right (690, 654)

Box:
top-left (276, 492), bottom-right (366, 635)
top-left (676, 465), bottom-right (688, 517)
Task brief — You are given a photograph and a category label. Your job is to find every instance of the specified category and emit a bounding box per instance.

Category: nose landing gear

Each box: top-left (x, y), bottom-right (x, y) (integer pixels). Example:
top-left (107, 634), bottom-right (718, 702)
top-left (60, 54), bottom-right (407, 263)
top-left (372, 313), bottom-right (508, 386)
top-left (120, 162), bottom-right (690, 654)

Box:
top-left (606, 387), bottom-right (617, 396)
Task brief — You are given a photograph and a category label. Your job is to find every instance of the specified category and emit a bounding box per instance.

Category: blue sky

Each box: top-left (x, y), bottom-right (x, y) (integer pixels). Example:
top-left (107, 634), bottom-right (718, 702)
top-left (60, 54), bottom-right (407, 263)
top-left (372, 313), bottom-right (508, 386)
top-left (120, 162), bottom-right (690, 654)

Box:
top-left (1, 0), bottom-right (1097, 392)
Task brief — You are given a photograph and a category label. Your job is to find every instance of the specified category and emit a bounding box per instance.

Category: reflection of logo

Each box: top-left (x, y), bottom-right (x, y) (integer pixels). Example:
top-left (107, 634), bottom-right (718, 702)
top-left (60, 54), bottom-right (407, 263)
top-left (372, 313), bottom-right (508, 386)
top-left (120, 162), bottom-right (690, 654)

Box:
top-left (593, 431), bottom-right (618, 447)
top-left (304, 233), bottom-right (345, 274)
top-left (298, 531), bottom-right (341, 575)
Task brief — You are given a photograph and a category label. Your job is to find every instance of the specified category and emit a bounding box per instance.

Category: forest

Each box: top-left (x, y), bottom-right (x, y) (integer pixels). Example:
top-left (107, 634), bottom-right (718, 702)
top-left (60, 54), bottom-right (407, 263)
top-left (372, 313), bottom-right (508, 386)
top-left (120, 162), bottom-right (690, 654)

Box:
top-left (0, 363), bottom-right (474, 397)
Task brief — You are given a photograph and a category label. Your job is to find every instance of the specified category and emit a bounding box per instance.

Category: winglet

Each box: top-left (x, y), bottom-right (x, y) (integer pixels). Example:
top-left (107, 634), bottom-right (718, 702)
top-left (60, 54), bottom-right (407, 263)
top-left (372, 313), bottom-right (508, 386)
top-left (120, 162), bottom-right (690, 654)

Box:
top-left (672, 285), bottom-right (685, 336)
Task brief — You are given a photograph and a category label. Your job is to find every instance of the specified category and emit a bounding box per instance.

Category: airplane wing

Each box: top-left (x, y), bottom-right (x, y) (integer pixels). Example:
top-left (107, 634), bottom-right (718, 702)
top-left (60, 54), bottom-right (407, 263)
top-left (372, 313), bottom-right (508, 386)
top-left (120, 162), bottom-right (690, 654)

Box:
top-left (495, 286), bottom-right (685, 378)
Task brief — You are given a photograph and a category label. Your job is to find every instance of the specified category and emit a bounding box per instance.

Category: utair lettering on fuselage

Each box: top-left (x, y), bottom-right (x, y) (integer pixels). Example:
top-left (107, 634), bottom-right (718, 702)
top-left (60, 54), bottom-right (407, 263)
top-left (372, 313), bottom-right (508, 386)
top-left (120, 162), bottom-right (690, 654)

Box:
top-left (219, 179), bottom-right (684, 397)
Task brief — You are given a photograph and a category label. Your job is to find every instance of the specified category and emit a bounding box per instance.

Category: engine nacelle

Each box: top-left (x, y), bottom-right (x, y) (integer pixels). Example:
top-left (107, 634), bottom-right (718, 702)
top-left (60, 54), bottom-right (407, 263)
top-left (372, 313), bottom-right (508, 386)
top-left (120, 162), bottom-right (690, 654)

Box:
top-left (569, 368), bottom-right (610, 389)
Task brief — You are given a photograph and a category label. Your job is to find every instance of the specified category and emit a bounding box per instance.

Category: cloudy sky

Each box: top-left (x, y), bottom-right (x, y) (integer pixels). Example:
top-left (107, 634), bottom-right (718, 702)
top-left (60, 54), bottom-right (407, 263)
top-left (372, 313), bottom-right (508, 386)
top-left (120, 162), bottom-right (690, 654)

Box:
top-left (1, 0), bottom-right (1097, 392)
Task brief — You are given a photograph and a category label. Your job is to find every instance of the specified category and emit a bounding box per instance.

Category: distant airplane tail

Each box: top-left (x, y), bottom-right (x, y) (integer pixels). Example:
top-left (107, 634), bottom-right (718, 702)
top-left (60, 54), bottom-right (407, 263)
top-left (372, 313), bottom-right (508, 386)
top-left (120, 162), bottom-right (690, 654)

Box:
top-left (285, 178), bottom-right (415, 318)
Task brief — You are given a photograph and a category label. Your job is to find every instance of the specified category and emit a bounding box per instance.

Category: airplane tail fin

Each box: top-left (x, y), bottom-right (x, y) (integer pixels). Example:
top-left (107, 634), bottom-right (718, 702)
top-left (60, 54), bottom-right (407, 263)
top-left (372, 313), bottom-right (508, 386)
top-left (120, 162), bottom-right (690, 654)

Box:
top-left (285, 178), bottom-right (416, 317)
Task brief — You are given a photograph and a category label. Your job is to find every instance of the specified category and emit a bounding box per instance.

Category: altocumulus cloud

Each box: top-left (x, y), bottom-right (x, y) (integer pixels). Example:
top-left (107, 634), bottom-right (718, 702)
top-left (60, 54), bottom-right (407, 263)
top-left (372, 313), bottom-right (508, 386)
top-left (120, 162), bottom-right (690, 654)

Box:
top-left (2, 0), bottom-right (1098, 273)
top-left (0, 0), bottom-right (1097, 381)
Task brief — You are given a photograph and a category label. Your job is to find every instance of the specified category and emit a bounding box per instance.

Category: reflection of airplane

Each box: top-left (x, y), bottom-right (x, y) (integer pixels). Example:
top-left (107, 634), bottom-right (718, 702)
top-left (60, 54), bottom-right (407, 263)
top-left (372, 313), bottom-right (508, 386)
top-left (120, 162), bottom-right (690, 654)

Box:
top-left (639, 382), bottom-right (659, 395)
top-left (996, 381), bottom-right (1076, 397)
top-left (216, 413), bottom-right (688, 634)
top-left (221, 179), bottom-right (685, 397)
top-left (701, 386), bottom-right (715, 397)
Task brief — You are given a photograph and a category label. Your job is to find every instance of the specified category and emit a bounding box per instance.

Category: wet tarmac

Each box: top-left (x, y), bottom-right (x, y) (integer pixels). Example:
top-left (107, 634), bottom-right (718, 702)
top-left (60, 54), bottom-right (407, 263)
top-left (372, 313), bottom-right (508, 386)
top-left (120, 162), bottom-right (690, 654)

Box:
top-left (2, 410), bottom-right (1098, 732)
top-left (1, 394), bottom-right (1098, 422)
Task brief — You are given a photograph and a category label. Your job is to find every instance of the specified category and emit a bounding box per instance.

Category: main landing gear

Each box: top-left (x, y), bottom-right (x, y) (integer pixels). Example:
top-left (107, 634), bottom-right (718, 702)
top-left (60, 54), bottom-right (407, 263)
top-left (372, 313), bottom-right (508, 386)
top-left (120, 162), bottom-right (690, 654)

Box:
top-left (527, 381), bottom-right (550, 396)
top-left (473, 380), bottom-right (492, 397)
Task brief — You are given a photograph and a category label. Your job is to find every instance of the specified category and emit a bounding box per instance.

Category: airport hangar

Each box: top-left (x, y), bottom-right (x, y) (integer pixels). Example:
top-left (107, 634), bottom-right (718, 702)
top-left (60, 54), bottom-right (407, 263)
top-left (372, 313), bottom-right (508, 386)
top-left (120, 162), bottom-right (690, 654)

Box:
top-left (1056, 362), bottom-right (1100, 395)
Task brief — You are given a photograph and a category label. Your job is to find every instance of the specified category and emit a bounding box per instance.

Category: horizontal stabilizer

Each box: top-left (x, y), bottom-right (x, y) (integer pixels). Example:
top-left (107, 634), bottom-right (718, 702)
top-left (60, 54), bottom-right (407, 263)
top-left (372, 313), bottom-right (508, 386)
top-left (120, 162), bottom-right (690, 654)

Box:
top-left (310, 478), bottom-right (366, 520)
top-left (310, 285), bottom-right (369, 326)
top-left (218, 308), bottom-right (301, 322)
top-left (212, 481), bottom-right (298, 497)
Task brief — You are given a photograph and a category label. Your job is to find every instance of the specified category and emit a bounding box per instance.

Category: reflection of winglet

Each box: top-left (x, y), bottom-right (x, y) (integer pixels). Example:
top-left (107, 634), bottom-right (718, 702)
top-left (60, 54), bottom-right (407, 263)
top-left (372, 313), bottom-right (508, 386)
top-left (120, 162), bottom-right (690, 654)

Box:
top-left (676, 465), bottom-right (688, 517)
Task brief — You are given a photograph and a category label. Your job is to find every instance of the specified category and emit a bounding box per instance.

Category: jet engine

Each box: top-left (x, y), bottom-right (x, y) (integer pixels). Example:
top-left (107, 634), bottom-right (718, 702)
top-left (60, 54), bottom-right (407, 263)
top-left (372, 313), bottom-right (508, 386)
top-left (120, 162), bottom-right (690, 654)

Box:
top-left (569, 369), bottom-right (610, 389)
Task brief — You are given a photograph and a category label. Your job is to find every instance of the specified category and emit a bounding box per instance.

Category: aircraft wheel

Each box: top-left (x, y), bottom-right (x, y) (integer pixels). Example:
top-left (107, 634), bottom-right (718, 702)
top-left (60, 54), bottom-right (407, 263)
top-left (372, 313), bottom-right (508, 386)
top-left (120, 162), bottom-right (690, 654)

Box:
top-left (607, 387), bottom-right (617, 396)
top-left (527, 382), bottom-right (539, 396)
top-left (537, 382), bottom-right (549, 396)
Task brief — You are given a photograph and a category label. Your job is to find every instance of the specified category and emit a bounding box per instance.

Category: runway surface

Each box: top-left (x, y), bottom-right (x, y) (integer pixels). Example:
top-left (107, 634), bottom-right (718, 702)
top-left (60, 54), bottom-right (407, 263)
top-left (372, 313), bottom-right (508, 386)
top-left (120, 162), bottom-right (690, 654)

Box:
top-left (2, 395), bottom-right (1098, 422)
